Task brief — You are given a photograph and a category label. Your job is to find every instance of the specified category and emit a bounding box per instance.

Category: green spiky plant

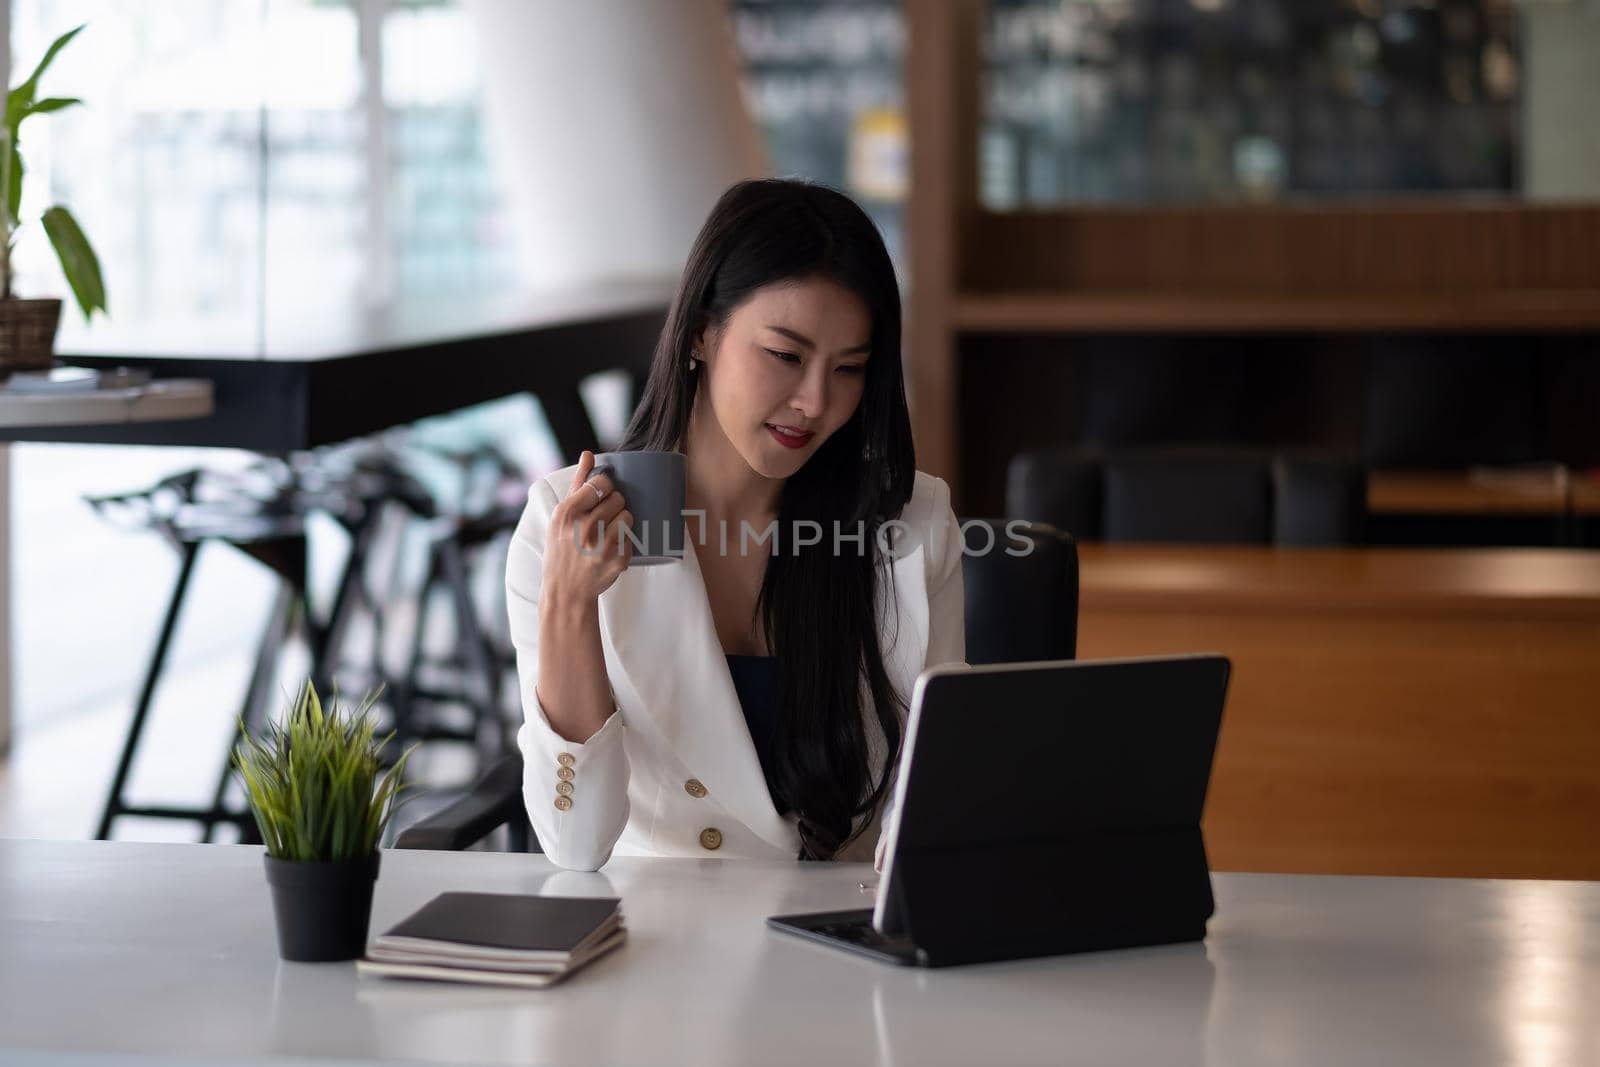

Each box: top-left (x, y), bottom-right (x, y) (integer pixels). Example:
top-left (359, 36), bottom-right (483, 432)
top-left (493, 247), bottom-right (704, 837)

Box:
top-left (1, 24), bottom-right (107, 318)
top-left (232, 680), bottom-right (415, 863)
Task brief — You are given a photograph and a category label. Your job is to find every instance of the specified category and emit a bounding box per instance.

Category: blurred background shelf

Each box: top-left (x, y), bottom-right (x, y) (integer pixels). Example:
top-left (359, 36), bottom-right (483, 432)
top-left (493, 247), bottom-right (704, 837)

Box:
top-left (1367, 468), bottom-right (1571, 517)
top-left (0, 381), bottom-right (214, 430)
top-left (952, 291), bottom-right (1600, 333)
top-left (906, 0), bottom-right (1600, 512)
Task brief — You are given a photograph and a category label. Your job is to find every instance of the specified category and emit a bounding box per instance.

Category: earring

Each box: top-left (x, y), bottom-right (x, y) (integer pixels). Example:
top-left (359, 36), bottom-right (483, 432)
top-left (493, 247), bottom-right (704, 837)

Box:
top-left (687, 350), bottom-right (700, 370)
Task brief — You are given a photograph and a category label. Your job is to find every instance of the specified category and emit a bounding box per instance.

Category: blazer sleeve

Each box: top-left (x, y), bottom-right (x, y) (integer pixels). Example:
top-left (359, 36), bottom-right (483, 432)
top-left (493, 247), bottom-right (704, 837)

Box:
top-left (875, 474), bottom-right (966, 869)
top-left (921, 476), bottom-right (968, 672)
top-left (506, 475), bottom-right (631, 872)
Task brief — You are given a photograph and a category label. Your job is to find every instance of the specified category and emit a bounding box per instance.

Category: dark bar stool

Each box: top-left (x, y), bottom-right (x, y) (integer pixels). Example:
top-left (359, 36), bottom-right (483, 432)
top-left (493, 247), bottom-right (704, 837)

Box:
top-left (296, 437), bottom-right (522, 772)
top-left (88, 437), bottom-right (532, 842)
top-left (396, 500), bottom-right (523, 758)
top-left (88, 464), bottom-right (328, 840)
top-left (384, 441), bottom-right (528, 765)
top-left (88, 453), bottom-right (415, 840)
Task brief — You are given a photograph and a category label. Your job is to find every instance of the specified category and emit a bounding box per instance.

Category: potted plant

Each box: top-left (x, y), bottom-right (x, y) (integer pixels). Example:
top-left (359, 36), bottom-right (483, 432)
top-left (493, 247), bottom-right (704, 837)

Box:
top-left (0, 24), bottom-right (108, 376)
top-left (233, 680), bottom-right (413, 962)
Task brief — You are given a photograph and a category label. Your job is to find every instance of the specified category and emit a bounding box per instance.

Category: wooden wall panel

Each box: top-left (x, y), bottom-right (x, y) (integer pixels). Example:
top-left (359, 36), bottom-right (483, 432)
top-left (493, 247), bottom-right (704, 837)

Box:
top-left (966, 204), bottom-right (1600, 294)
top-left (905, 0), bottom-right (983, 485)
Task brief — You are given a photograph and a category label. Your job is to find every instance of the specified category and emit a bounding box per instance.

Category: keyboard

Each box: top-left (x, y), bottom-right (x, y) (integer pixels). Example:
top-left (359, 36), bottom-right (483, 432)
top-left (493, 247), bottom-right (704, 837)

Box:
top-left (766, 908), bottom-right (924, 965)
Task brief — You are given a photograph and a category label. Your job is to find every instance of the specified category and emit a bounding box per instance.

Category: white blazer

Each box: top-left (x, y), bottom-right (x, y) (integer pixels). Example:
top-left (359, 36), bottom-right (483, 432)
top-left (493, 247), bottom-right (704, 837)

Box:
top-left (506, 465), bottom-right (966, 871)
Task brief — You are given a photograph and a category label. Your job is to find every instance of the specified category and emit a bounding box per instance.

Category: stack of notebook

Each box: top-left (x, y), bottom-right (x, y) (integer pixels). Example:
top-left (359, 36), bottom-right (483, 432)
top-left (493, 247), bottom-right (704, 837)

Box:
top-left (357, 891), bottom-right (625, 988)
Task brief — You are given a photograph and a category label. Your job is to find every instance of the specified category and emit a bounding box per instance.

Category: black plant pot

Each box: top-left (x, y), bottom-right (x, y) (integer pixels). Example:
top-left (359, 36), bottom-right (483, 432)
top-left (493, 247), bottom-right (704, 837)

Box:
top-left (263, 852), bottom-right (381, 962)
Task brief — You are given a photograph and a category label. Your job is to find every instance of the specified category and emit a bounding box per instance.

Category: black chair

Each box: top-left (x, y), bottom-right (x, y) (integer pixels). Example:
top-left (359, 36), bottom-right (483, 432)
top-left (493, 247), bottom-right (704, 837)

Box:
top-left (960, 518), bottom-right (1077, 664)
top-left (1103, 452), bottom-right (1272, 543)
top-left (393, 747), bottom-right (532, 852)
top-left (1271, 456), bottom-right (1367, 546)
top-left (1007, 447), bottom-right (1367, 546)
top-left (395, 518), bottom-right (1081, 852)
top-left (1006, 451), bottom-right (1102, 550)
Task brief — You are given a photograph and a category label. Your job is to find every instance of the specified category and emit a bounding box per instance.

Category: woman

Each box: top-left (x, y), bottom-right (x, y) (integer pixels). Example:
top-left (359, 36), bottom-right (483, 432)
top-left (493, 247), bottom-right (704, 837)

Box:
top-left (507, 179), bottom-right (965, 871)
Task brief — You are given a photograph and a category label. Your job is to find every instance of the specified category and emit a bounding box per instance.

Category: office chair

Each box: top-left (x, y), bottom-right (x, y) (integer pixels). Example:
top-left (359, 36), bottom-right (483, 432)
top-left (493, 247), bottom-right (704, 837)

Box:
top-left (959, 518), bottom-right (1077, 664)
top-left (1007, 447), bottom-right (1366, 546)
top-left (394, 519), bottom-right (1080, 852)
top-left (1102, 451), bottom-right (1273, 543)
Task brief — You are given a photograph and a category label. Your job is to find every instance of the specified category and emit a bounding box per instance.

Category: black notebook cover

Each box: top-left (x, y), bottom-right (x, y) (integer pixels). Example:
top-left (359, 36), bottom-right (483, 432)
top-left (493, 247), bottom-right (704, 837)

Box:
top-left (378, 892), bottom-right (621, 954)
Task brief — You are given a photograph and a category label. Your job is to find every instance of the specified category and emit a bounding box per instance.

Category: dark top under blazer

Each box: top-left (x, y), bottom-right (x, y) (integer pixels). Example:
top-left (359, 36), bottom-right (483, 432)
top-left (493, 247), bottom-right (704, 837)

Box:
top-left (725, 654), bottom-right (784, 814)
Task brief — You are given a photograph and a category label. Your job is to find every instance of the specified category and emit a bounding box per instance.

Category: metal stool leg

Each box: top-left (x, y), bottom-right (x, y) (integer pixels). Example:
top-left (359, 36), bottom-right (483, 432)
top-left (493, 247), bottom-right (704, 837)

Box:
top-left (392, 543), bottom-right (442, 748)
top-left (201, 582), bottom-right (296, 843)
top-left (96, 541), bottom-right (201, 840)
top-left (308, 503), bottom-right (385, 695)
top-left (397, 535), bottom-right (506, 754)
top-left (438, 536), bottom-right (506, 755)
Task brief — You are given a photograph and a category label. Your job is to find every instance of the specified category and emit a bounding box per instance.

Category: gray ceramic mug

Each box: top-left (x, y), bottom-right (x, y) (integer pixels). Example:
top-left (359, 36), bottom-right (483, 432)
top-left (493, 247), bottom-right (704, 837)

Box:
top-left (588, 450), bottom-right (686, 566)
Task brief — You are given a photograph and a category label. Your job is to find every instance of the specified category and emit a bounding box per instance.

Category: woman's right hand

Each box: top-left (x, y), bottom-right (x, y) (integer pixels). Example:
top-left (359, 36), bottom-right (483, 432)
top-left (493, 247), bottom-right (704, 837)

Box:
top-left (541, 450), bottom-right (634, 608)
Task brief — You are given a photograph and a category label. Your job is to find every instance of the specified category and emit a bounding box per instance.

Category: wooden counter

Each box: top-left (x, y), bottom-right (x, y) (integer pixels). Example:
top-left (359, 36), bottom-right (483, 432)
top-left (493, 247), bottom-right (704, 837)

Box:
top-left (1367, 468), bottom-right (1571, 516)
top-left (1076, 544), bottom-right (1600, 880)
top-left (1574, 475), bottom-right (1600, 516)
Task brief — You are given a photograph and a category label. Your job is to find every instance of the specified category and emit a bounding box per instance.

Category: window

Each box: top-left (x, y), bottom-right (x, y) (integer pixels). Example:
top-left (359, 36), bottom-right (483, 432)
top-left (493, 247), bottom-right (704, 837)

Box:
top-left (730, 0), bottom-right (907, 267)
top-left (6, 0), bottom-right (519, 735)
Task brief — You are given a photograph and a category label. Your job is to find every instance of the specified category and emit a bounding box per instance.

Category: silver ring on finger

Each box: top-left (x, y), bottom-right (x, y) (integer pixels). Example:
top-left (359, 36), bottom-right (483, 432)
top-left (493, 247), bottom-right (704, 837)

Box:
top-left (586, 481), bottom-right (606, 505)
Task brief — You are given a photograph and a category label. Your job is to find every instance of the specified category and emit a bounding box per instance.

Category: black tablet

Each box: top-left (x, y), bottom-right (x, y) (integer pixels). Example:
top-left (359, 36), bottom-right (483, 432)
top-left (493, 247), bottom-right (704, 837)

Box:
top-left (769, 654), bottom-right (1230, 968)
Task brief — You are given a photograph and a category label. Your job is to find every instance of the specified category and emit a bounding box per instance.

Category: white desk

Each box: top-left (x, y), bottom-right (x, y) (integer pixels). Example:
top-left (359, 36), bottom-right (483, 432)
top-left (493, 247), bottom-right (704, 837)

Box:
top-left (1, 840), bottom-right (1596, 1066)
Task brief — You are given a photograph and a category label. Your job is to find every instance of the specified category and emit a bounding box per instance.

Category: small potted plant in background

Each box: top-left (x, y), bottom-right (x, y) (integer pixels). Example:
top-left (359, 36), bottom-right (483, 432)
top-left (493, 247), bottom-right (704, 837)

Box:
top-left (233, 680), bottom-right (413, 963)
top-left (0, 23), bottom-right (108, 377)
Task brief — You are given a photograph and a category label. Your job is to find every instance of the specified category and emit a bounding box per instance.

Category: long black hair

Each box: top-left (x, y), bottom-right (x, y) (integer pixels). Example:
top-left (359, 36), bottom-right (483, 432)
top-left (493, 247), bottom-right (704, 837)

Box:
top-left (619, 178), bottom-right (916, 859)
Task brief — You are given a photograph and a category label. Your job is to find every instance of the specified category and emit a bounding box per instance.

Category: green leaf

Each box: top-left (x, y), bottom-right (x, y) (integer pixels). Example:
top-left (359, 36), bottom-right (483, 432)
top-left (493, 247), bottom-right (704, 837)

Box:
top-left (232, 678), bottom-right (401, 861)
top-left (7, 144), bottom-right (23, 226)
top-left (25, 97), bottom-right (81, 117)
top-left (7, 25), bottom-right (86, 128)
top-left (41, 206), bottom-right (106, 319)
top-left (5, 99), bottom-right (83, 218)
